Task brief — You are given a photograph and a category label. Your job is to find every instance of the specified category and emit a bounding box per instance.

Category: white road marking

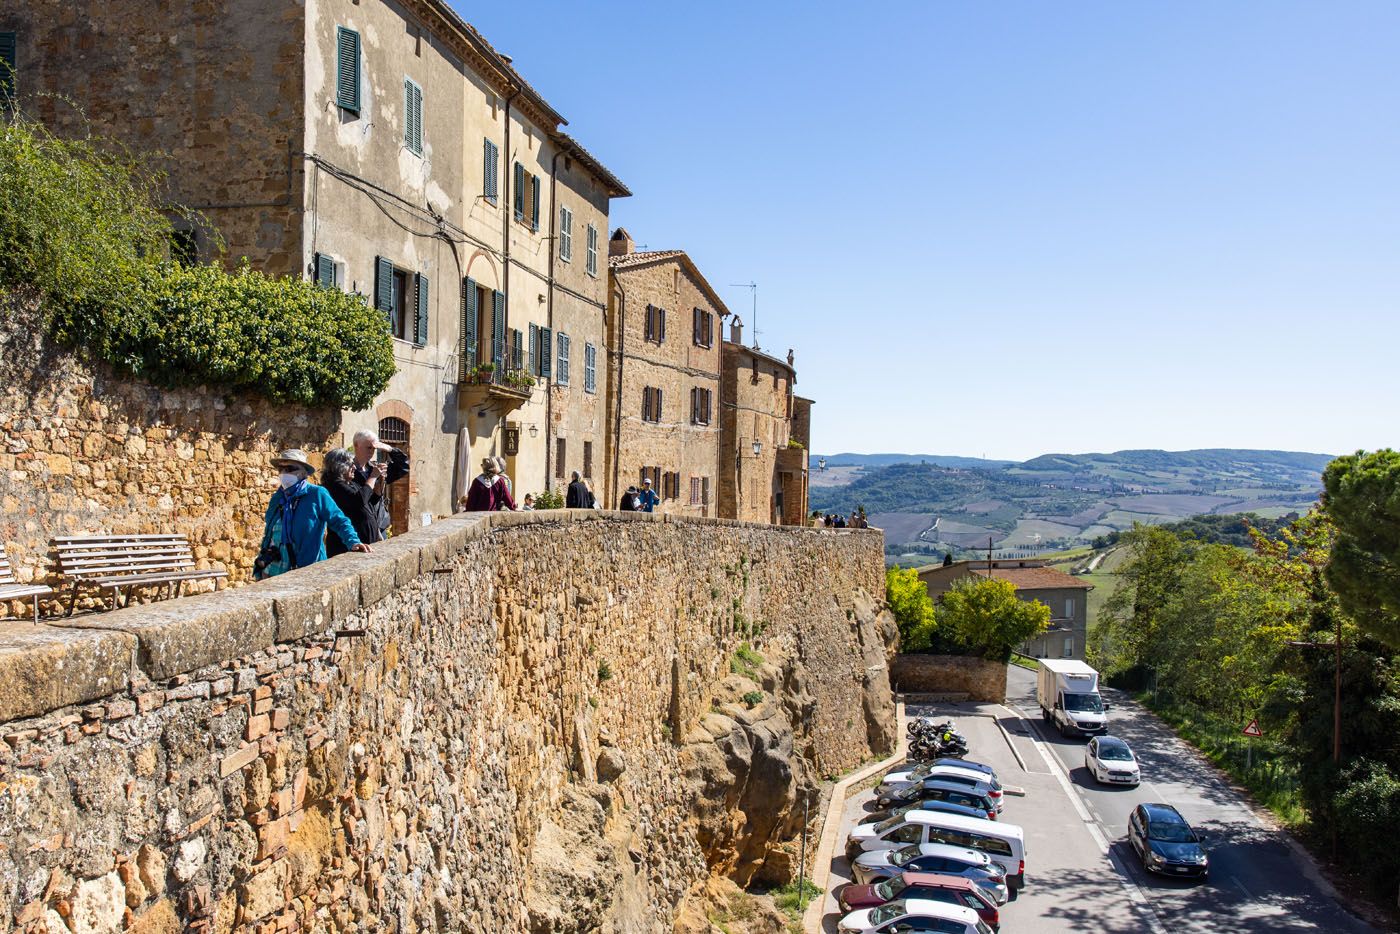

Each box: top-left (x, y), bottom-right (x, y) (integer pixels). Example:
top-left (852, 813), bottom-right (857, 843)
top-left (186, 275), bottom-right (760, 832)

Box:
top-left (1000, 703), bottom-right (1169, 934)
top-left (1232, 877), bottom-right (1252, 899)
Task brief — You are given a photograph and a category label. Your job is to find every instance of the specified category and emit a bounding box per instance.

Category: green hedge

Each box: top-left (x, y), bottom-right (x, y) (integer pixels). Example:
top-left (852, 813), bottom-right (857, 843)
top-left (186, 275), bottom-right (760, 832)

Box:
top-left (1, 113), bottom-right (394, 410)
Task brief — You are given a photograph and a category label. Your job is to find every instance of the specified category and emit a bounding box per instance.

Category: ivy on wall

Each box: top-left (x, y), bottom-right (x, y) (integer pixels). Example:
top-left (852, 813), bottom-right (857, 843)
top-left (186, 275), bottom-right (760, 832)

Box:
top-left (0, 112), bottom-right (393, 411)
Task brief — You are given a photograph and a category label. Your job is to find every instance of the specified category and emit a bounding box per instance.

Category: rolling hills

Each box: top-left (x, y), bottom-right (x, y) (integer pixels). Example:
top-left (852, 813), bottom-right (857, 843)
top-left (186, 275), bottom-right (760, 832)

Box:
top-left (808, 448), bottom-right (1330, 559)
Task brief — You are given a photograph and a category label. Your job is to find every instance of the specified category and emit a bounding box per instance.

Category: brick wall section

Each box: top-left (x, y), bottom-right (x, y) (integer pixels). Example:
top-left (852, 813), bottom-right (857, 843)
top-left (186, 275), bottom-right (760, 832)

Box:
top-left (718, 341), bottom-right (798, 524)
top-left (890, 654), bottom-right (1009, 703)
top-left (1, 1), bottom-right (307, 276)
top-left (0, 512), bottom-right (894, 932)
top-left (0, 295), bottom-right (340, 614)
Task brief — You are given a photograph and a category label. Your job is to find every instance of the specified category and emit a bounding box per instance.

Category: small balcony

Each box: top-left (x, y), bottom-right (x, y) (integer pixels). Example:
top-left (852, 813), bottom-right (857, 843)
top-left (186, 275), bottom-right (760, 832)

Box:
top-left (460, 361), bottom-right (535, 409)
top-left (776, 445), bottom-right (808, 474)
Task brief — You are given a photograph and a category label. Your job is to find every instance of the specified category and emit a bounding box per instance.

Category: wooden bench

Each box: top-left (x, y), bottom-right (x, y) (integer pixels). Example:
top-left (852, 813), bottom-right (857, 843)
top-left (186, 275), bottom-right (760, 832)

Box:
top-left (53, 534), bottom-right (228, 615)
top-left (0, 546), bottom-right (53, 622)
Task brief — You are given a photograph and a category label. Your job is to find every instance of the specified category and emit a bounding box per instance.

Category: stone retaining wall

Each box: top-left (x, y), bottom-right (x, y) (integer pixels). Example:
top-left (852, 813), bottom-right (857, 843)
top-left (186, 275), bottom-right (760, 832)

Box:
top-left (890, 654), bottom-right (1008, 702)
top-left (0, 294), bottom-right (340, 614)
top-left (0, 512), bottom-right (895, 933)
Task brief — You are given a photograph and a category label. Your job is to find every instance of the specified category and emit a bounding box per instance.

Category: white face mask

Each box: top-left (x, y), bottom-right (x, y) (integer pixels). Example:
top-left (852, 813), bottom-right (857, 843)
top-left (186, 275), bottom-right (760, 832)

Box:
top-left (278, 471), bottom-right (301, 489)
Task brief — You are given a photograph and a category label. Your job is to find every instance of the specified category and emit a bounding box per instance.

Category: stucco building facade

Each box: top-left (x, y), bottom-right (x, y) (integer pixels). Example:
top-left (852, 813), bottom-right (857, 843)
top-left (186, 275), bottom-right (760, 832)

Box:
top-left (604, 230), bottom-right (728, 514)
top-left (918, 559), bottom-right (1093, 660)
top-left (1, 0), bottom-right (627, 526)
top-left (717, 328), bottom-right (809, 525)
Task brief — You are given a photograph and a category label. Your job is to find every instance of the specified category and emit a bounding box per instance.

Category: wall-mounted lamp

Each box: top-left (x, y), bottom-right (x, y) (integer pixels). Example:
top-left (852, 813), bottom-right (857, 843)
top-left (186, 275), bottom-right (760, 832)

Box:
top-left (752, 440), bottom-right (762, 457)
top-left (528, 424), bottom-right (539, 438)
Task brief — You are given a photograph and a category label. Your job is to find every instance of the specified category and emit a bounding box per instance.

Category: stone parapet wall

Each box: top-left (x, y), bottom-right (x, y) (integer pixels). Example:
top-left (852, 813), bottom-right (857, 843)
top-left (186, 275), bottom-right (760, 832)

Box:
top-left (0, 512), bottom-right (895, 932)
top-left (0, 294), bottom-right (340, 613)
top-left (890, 654), bottom-right (1008, 702)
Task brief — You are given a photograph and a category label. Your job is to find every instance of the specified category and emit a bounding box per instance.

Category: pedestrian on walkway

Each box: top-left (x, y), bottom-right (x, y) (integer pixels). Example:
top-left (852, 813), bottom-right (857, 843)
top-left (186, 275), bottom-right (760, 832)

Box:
top-left (462, 457), bottom-right (517, 511)
top-left (637, 477), bottom-right (659, 513)
top-left (620, 485), bottom-right (640, 511)
top-left (521, 494), bottom-right (535, 511)
top-left (322, 447), bottom-right (382, 557)
top-left (255, 449), bottom-right (370, 579)
top-left (566, 471), bottom-right (590, 508)
top-left (584, 478), bottom-right (599, 508)
top-left (352, 429), bottom-right (408, 541)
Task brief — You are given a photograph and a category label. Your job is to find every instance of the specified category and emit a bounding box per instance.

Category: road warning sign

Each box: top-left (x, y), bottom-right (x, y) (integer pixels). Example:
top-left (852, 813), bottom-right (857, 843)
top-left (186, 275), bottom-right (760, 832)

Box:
top-left (1242, 718), bottom-right (1263, 738)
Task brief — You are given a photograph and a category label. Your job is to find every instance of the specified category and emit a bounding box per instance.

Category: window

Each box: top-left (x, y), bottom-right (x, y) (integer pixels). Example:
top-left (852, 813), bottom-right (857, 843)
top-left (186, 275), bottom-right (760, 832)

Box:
top-left (1063, 637), bottom-right (1074, 658)
top-left (1065, 598), bottom-right (1075, 618)
top-left (559, 206), bottom-right (573, 261)
top-left (528, 324), bottom-right (552, 379)
top-left (531, 173), bottom-right (541, 230)
top-left (692, 307), bottom-right (713, 348)
top-left (583, 441), bottom-right (593, 478)
top-left (888, 825), bottom-right (924, 845)
top-left (702, 477), bottom-right (710, 507)
top-left (512, 162), bottom-right (541, 230)
top-left (690, 387), bottom-right (712, 425)
top-left (585, 224), bottom-right (598, 276)
top-left (690, 477), bottom-right (702, 506)
top-left (664, 472), bottom-right (680, 500)
top-left (555, 439), bottom-right (566, 479)
top-left (483, 139), bottom-right (499, 204)
top-left (511, 328), bottom-right (524, 370)
top-left (335, 27), bottom-right (360, 114)
top-left (375, 257), bottom-right (426, 344)
top-left (642, 386), bottom-right (663, 423)
top-left (583, 343), bottom-right (597, 393)
top-left (644, 305), bottom-right (666, 344)
top-left (556, 332), bottom-right (570, 385)
top-left (403, 78), bottom-right (423, 156)
top-left (0, 32), bottom-right (16, 108)
top-left (312, 252), bottom-right (341, 288)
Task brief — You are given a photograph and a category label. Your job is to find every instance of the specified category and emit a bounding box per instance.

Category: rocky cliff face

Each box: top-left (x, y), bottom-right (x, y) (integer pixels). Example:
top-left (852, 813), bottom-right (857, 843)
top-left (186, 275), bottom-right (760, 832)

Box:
top-left (0, 513), bottom-right (895, 932)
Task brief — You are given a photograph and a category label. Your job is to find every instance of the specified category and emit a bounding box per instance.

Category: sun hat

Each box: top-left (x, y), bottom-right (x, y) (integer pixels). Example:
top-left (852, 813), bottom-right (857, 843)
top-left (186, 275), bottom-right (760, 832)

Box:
top-left (641, 477), bottom-right (652, 485)
top-left (271, 449), bottom-right (316, 474)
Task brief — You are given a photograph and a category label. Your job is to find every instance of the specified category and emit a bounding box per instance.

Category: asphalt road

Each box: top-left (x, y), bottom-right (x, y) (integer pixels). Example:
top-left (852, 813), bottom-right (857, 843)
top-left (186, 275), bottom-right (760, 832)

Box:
top-left (816, 671), bottom-right (1373, 933)
top-left (1004, 664), bottom-right (1373, 933)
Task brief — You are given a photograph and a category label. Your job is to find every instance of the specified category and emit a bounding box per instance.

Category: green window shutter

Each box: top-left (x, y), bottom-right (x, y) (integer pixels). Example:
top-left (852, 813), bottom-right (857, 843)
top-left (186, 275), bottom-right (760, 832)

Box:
top-left (540, 327), bottom-right (552, 380)
top-left (557, 332), bottom-right (569, 385)
top-left (414, 273), bottom-right (429, 346)
top-left (584, 343), bottom-right (596, 393)
top-left (461, 277), bottom-right (478, 358)
top-left (374, 256), bottom-right (394, 326)
top-left (530, 174), bottom-right (541, 231)
top-left (513, 162), bottom-right (525, 220)
top-left (0, 32), bottom-right (16, 106)
top-left (512, 328), bottom-right (523, 370)
top-left (404, 79), bottom-right (422, 155)
top-left (483, 139), bottom-right (498, 202)
top-left (529, 323), bottom-right (539, 375)
top-left (315, 253), bottom-right (335, 287)
top-left (335, 27), bottom-right (360, 113)
top-left (492, 290), bottom-right (506, 368)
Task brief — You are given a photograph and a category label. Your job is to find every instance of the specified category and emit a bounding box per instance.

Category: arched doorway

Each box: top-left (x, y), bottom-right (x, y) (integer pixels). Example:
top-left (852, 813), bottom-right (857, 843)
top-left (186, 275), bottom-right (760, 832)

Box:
top-left (378, 416), bottom-right (411, 535)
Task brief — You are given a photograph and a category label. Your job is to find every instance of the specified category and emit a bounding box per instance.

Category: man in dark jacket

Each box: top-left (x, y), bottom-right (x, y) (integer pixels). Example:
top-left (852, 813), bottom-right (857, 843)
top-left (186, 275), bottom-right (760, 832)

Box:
top-left (352, 429), bottom-right (409, 540)
top-left (566, 471), bottom-right (590, 508)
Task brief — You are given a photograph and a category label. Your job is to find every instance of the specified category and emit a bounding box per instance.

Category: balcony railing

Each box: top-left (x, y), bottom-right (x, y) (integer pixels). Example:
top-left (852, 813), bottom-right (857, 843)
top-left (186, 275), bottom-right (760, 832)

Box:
top-left (460, 361), bottom-right (536, 403)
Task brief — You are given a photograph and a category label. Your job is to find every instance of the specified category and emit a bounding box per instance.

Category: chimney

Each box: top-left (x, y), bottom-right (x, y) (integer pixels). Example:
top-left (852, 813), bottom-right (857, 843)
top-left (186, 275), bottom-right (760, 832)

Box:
top-left (729, 316), bottom-right (743, 345)
top-left (609, 227), bottom-right (634, 257)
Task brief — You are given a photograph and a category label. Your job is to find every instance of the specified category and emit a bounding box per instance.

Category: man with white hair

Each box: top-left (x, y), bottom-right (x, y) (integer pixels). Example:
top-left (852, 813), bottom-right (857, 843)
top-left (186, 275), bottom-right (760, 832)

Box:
top-left (351, 428), bottom-right (409, 540)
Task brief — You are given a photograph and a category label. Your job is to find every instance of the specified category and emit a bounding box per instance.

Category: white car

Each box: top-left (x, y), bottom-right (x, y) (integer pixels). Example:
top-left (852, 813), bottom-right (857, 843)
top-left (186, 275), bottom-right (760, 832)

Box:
top-left (850, 843), bottom-right (1008, 904)
top-left (838, 898), bottom-right (992, 934)
top-left (1083, 735), bottom-right (1141, 786)
top-left (877, 767), bottom-right (1004, 813)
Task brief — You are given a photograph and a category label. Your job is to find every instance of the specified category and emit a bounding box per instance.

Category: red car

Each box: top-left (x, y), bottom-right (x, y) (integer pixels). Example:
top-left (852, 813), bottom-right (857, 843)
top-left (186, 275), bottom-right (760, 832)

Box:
top-left (837, 872), bottom-right (1000, 929)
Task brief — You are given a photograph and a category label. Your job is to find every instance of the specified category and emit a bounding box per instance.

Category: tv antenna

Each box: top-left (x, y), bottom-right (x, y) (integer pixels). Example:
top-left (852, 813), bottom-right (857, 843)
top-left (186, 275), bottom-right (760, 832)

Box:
top-left (729, 282), bottom-right (758, 349)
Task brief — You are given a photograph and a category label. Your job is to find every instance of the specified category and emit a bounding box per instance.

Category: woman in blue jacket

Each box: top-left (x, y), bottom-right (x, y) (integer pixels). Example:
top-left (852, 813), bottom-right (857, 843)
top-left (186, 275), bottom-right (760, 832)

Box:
top-left (255, 449), bottom-right (372, 579)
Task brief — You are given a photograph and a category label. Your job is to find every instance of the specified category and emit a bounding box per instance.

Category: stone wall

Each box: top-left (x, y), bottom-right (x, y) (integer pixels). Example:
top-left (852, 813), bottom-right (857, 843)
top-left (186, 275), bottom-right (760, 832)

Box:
top-left (890, 654), bottom-right (1008, 702)
top-left (0, 511), bottom-right (896, 932)
top-left (0, 295), bottom-right (341, 613)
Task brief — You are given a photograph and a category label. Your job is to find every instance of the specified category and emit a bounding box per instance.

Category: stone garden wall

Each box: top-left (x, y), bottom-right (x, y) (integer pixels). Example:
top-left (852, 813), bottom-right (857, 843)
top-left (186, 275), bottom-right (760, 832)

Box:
top-left (0, 512), bottom-right (896, 933)
top-left (890, 653), bottom-right (1008, 702)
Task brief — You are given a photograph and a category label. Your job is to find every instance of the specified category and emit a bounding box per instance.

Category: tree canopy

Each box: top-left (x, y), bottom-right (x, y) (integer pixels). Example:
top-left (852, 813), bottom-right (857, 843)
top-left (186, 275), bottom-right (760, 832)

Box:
top-left (885, 567), bottom-right (937, 652)
top-left (938, 577), bottom-right (1050, 662)
top-left (1323, 450), bottom-right (1400, 648)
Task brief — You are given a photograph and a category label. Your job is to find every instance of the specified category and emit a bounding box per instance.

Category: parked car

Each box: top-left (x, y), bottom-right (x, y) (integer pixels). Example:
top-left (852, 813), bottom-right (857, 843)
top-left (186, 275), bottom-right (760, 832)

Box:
top-left (837, 898), bottom-right (992, 934)
top-left (908, 758), bottom-right (1000, 785)
top-left (1127, 803), bottom-right (1209, 880)
top-left (837, 871), bottom-right (1000, 929)
top-left (850, 843), bottom-right (1008, 905)
top-left (1084, 736), bottom-right (1141, 786)
top-left (877, 769), bottom-right (1003, 812)
top-left (859, 797), bottom-right (992, 826)
top-left (848, 812), bottom-right (1026, 892)
top-left (866, 781), bottom-right (1000, 823)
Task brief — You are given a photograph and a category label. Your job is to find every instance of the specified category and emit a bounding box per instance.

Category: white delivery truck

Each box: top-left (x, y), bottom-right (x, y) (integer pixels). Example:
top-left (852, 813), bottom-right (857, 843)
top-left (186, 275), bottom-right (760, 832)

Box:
top-left (1037, 659), bottom-right (1109, 737)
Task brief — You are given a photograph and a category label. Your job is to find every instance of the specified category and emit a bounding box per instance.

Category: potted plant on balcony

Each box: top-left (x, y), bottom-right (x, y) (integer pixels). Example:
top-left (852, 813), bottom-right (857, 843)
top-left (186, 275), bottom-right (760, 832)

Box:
top-left (467, 362), bottom-right (496, 385)
top-left (504, 369), bottom-right (536, 390)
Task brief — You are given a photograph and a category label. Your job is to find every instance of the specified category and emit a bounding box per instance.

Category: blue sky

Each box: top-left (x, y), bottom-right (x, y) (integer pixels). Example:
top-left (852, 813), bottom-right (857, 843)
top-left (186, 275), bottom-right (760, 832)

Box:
top-left (460, 1), bottom-right (1400, 460)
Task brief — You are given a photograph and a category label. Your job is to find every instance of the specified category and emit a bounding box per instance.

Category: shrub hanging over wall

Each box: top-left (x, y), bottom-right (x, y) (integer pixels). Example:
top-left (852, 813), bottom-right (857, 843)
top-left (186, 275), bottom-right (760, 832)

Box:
top-left (0, 113), bottom-right (394, 411)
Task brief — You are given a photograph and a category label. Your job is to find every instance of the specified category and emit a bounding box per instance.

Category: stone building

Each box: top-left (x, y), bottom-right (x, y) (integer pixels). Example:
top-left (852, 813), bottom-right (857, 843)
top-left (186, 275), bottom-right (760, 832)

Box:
top-left (918, 559), bottom-right (1093, 660)
top-left (0, 0), bottom-right (627, 525)
top-left (604, 230), bottom-right (729, 514)
top-left (717, 325), bottom-right (810, 525)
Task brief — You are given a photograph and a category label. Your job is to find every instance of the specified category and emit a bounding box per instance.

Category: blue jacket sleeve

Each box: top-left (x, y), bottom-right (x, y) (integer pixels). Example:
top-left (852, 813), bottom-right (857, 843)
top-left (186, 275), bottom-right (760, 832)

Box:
top-left (321, 487), bottom-right (361, 549)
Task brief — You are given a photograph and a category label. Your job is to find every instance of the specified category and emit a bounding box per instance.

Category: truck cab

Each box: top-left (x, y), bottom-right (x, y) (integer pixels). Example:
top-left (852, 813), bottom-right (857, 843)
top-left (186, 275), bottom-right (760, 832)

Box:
top-left (1036, 659), bottom-right (1109, 737)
